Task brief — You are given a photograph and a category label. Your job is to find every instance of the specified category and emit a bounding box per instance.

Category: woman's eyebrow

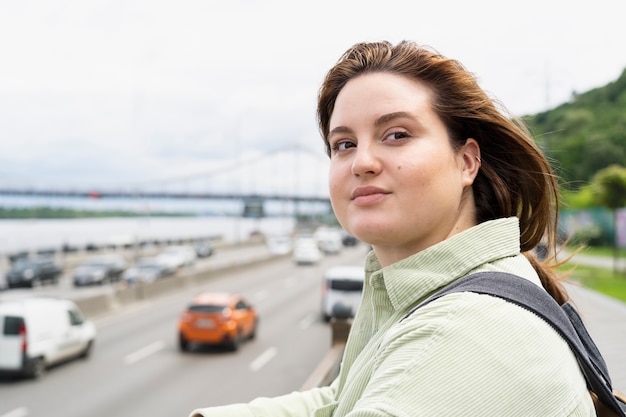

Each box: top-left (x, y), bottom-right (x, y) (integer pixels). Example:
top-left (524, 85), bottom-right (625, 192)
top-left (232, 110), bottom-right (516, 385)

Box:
top-left (328, 111), bottom-right (418, 138)
top-left (374, 111), bottom-right (415, 127)
top-left (328, 125), bottom-right (353, 137)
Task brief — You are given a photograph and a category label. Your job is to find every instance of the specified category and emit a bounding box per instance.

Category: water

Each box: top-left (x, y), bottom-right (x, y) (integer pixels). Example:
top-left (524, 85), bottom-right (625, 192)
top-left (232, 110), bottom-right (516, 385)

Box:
top-left (0, 216), bottom-right (297, 255)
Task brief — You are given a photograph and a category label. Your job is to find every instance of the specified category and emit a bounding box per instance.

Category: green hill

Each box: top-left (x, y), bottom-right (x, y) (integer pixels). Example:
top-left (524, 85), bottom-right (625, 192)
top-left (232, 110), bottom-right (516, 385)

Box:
top-left (525, 68), bottom-right (626, 191)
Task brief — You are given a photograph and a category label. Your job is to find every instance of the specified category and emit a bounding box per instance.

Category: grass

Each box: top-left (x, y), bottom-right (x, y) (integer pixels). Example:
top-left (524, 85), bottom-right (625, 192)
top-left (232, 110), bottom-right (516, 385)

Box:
top-left (577, 245), bottom-right (626, 258)
top-left (557, 250), bottom-right (626, 303)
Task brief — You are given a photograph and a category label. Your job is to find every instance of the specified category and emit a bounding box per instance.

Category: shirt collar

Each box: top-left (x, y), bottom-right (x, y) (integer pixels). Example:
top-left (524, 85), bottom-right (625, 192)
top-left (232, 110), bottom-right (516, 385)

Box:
top-left (364, 217), bottom-right (521, 312)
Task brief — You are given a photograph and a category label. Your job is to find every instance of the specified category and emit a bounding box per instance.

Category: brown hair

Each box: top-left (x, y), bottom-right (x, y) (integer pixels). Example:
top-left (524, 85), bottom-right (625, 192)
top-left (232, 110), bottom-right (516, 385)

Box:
top-left (317, 40), bottom-right (567, 303)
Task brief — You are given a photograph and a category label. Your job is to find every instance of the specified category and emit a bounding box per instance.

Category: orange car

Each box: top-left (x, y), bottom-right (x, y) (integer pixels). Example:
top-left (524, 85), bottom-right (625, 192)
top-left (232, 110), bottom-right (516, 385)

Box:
top-left (178, 292), bottom-right (258, 351)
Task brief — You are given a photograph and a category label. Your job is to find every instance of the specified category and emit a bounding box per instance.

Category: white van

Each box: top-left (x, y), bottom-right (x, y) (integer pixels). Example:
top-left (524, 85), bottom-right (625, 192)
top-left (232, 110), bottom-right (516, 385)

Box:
top-left (321, 265), bottom-right (365, 322)
top-left (0, 297), bottom-right (96, 378)
top-left (314, 227), bottom-right (343, 255)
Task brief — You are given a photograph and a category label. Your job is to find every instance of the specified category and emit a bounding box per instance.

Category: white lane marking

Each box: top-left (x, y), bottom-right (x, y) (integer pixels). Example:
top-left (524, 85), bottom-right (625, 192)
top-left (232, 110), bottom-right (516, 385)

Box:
top-left (1, 407), bottom-right (29, 417)
top-left (249, 347), bottom-right (277, 372)
top-left (124, 340), bottom-right (165, 365)
top-left (298, 313), bottom-right (317, 329)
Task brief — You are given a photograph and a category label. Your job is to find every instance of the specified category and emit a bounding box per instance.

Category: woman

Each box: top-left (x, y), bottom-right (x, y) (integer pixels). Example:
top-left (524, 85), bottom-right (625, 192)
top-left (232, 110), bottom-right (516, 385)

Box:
top-left (189, 40), bottom-right (594, 416)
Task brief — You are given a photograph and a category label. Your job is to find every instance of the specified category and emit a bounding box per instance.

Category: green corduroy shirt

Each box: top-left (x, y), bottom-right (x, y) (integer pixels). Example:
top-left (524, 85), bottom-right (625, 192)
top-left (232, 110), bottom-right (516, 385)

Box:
top-left (190, 217), bottom-right (595, 417)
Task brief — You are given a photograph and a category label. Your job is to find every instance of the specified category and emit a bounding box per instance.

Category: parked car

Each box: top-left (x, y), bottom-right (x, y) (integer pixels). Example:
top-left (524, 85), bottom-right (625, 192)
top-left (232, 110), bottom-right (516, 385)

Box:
top-left (292, 237), bottom-right (323, 265)
top-left (178, 292), bottom-right (258, 351)
top-left (122, 257), bottom-right (174, 285)
top-left (321, 265), bottom-right (365, 322)
top-left (0, 297), bottom-right (96, 378)
top-left (6, 257), bottom-right (62, 288)
top-left (73, 255), bottom-right (127, 286)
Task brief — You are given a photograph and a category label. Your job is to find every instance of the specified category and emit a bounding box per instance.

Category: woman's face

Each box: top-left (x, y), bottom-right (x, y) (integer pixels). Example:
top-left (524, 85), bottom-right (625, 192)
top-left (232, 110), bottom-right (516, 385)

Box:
top-left (327, 72), bottom-right (480, 266)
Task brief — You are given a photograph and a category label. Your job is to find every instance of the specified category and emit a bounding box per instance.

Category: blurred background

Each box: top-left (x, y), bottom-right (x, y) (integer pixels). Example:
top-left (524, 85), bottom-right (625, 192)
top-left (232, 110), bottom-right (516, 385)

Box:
top-left (1, 0), bottom-right (624, 251)
top-left (0, 1), bottom-right (625, 416)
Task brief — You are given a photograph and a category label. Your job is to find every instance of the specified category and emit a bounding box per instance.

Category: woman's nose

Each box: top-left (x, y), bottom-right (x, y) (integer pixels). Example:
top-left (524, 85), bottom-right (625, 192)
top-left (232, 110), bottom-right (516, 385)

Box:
top-left (351, 143), bottom-right (381, 176)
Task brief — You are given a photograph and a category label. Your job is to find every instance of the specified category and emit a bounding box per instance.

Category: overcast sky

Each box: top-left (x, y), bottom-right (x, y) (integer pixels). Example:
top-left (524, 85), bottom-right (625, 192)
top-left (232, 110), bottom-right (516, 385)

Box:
top-left (1, 0), bottom-right (624, 198)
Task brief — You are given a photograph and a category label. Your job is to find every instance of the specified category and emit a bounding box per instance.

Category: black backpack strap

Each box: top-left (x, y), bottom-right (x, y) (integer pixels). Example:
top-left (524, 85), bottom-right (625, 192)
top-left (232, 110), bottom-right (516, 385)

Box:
top-left (402, 271), bottom-right (626, 416)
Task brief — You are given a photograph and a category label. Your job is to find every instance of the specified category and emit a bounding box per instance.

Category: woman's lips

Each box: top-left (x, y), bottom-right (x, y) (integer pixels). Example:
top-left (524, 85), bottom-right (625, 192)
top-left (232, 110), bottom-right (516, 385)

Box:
top-left (351, 186), bottom-right (390, 205)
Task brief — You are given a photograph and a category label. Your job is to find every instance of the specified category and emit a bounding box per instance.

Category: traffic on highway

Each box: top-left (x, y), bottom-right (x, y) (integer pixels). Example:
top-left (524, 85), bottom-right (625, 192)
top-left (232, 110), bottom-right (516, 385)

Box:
top-left (0, 234), bottom-right (368, 417)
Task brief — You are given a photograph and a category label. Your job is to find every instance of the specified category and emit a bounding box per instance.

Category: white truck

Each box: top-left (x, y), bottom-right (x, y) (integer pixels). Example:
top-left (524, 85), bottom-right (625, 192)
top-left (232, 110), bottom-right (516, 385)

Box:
top-left (0, 297), bottom-right (96, 378)
top-left (321, 265), bottom-right (365, 322)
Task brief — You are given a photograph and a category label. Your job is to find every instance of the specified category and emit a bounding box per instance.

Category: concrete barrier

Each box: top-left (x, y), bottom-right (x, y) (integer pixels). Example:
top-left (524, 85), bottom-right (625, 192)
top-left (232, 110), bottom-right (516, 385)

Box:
top-left (74, 249), bottom-right (288, 320)
top-left (74, 292), bottom-right (119, 318)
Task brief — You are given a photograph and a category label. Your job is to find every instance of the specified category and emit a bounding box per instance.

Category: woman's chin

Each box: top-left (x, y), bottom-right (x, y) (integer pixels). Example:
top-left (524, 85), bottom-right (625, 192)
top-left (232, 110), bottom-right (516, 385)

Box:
top-left (349, 224), bottom-right (391, 246)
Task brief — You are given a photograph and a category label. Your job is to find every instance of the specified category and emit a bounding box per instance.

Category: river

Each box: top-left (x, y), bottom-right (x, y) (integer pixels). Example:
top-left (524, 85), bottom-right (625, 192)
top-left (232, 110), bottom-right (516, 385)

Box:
top-left (0, 216), bottom-right (297, 255)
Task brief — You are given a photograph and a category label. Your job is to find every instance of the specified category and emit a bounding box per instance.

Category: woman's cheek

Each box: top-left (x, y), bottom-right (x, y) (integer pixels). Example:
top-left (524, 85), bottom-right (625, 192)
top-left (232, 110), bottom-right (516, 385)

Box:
top-left (328, 180), bottom-right (347, 222)
top-left (328, 164), bottom-right (344, 194)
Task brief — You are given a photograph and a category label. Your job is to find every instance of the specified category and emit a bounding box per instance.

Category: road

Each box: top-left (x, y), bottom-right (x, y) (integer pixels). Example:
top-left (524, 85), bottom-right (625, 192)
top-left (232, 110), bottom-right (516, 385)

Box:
top-left (561, 250), bottom-right (626, 391)
top-left (0, 244), bottom-right (369, 417)
top-left (1, 245), bottom-right (625, 416)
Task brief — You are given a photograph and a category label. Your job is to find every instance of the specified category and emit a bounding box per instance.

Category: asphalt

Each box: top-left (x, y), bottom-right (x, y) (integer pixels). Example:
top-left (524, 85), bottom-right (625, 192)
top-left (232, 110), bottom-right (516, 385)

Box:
top-left (562, 252), bottom-right (626, 392)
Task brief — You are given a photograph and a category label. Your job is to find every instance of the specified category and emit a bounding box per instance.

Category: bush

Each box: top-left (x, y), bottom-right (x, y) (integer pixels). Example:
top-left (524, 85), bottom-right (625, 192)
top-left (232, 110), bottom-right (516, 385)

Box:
top-left (569, 225), bottom-right (611, 247)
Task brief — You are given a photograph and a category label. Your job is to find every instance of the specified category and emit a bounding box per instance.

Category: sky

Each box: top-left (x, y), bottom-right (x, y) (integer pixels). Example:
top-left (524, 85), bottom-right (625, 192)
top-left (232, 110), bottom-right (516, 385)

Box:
top-left (1, 0), bottom-right (625, 200)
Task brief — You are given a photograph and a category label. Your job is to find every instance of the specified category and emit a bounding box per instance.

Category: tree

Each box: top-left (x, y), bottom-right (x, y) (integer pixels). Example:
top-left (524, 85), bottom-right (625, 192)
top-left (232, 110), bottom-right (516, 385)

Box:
top-left (591, 164), bottom-right (626, 275)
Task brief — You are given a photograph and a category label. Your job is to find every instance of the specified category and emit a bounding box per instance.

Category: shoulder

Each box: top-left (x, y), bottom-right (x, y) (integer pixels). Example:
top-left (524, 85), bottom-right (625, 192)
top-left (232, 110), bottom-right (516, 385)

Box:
top-left (371, 292), bottom-right (593, 415)
top-left (393, 291), bottom-right (560, 348)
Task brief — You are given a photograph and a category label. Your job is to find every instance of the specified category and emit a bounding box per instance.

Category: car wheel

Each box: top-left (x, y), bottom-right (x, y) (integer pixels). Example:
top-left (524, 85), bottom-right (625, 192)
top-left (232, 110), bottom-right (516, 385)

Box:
top-left (26, 357), bottom-right (46, 379)
top-left (80, 341), bottom-right (94, 359)
top-left (228, 330), bottom-right (242, 351)
top-left (179, 333), bottom-right (190, 352)
top-left (248, 320), bottom-right (258, 340)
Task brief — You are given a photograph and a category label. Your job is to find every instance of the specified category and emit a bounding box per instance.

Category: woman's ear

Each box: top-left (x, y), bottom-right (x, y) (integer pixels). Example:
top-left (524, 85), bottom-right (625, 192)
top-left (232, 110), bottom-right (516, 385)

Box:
top-left (461, 138), bottom-right (481, 187)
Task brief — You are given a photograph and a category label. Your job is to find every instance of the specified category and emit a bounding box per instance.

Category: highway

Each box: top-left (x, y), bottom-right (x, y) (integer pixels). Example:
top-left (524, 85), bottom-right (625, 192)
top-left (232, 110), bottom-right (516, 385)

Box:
top-left (0, 244), bottom-right (369, 417)
top-left (1, 243), bottom-right (625, 416)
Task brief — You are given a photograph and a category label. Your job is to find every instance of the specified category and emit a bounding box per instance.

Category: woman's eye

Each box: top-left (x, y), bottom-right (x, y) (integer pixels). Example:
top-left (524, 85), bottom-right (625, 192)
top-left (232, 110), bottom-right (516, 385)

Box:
top-left (331, 140), bottom-right (356, 153)
top-left (383, 130), bottom-right (411, 142)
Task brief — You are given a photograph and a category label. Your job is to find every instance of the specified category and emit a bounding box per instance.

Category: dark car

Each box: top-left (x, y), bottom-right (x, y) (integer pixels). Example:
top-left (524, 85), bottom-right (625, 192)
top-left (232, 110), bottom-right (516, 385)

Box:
top-left (6, 257), bottom-right (63, 288)
top-left (73, 255), bottom-right (127, 286)
top-left (341, 231), bottom-right (358, 246)
top-left (0, 271), bottom-right (7, 291)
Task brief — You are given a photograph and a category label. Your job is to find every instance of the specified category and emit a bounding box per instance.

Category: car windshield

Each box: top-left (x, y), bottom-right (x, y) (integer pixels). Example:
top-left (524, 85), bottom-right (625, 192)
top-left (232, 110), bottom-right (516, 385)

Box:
top-left (12, 259), bottom-right (46, 271)
top-left (188, 305), bottom-right (227, 313)
top-left (82, 262), bottom-right (111, 268)
top-left (136, 264), bottom-right (161, 271)
top-left (329, 279), bottom-right (363, 291)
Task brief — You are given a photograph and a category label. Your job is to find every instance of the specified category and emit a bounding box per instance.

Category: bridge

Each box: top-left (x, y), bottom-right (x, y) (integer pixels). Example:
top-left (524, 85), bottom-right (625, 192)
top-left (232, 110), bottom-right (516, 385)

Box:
top-left (0, 187), bottom-right (331, 203)
top-left (0, 147), bottom-right (332, 217)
